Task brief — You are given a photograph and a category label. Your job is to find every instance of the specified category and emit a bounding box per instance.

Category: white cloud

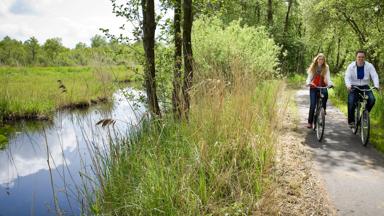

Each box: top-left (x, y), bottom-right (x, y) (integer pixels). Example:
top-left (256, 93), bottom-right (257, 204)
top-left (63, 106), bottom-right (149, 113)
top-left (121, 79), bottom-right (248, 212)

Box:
top-left (0, 0), bottom-right (127, 48)
top-left (0, 129), bottom-right (74, 186)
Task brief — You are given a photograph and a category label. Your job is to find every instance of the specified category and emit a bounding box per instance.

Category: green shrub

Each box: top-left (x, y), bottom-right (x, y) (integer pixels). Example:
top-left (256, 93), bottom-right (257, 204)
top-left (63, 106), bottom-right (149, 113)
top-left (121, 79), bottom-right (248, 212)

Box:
top-left (193, 17), bottom-right (280, 81)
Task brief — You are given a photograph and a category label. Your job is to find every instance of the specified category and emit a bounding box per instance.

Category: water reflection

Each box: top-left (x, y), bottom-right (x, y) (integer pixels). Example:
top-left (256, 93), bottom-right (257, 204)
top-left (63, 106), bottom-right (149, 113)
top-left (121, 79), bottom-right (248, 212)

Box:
top-left (0, 88), bottom-right (145, 216)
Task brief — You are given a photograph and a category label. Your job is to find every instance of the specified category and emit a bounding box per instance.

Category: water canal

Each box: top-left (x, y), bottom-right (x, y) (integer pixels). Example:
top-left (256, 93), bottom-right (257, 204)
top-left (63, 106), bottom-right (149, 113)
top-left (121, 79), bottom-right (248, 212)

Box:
top-left (0, 88), bottom-right (145, 215)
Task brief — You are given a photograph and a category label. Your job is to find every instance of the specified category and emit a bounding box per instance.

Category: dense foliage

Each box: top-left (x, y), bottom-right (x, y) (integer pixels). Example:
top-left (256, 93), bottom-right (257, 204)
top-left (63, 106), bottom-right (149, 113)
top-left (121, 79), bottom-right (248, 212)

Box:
top-left (301, 0), bottom-right (384, 76)
top-left (0, 35), bottom-right (138, 66)
top-left (193, 17), bottom-right (280, 80)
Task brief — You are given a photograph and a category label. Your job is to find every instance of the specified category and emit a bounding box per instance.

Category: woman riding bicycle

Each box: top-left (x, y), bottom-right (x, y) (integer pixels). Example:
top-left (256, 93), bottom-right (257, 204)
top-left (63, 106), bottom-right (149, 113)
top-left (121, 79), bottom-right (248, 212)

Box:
top-left (305, 53), bottom-right (333, 129)
top-left (345, 50), bottom-right (380, 128)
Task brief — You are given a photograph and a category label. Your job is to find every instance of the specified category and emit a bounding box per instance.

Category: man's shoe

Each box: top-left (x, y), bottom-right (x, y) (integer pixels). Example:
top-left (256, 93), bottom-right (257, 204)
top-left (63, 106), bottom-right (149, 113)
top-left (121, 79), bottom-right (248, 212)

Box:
top-left (307, 123), bottom-right (312, 129)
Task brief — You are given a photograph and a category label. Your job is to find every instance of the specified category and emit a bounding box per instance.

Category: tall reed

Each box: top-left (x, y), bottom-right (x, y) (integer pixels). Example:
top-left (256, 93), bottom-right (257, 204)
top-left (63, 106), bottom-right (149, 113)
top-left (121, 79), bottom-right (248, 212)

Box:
top-left (95, 67), bottom-right (284, 215)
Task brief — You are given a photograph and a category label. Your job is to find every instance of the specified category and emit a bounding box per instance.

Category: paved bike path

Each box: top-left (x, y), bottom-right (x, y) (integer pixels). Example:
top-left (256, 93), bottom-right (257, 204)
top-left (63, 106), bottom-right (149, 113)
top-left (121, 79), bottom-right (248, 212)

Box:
top-left (296, 89), bottom-right (384, 216)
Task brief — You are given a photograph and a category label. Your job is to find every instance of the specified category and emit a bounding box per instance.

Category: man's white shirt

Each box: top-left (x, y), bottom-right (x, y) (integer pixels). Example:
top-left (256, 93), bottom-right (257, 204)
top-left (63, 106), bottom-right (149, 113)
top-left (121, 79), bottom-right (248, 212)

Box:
top-left (345, 61), bottom-right (380, 88)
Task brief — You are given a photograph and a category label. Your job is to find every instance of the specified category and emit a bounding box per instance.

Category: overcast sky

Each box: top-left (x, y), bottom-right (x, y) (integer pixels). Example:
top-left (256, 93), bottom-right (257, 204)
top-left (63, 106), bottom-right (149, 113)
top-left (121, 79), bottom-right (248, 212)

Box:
top-left (0, 0), bottom-right (127, 48)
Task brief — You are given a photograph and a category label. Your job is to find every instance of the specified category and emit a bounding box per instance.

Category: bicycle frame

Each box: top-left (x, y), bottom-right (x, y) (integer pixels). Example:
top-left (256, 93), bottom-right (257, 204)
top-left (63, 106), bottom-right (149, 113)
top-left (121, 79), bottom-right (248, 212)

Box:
top-left (351, 86), bottom-right (376, 146)
top-left (311, 86), bottom-right (331, 141)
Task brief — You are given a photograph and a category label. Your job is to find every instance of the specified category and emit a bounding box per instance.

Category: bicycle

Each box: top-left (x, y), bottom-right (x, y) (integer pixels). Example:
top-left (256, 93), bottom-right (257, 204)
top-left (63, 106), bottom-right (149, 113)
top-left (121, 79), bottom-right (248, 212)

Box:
top-left (351, 86), bottom-right (377, 146)
top-left (311, 85), bottom-right (333, 142)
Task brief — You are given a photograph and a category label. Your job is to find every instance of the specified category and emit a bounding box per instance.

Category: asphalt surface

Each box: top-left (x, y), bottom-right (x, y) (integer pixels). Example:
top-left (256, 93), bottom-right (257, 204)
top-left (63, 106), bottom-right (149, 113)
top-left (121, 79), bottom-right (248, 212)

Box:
top-left (296, 89), bottom-right (384, 216)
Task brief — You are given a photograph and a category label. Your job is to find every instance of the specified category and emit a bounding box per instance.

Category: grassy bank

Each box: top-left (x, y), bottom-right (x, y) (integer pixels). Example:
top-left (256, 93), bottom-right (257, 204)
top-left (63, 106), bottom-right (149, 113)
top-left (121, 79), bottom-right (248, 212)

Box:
top-left (330, 74), bottom-right (384, 151)
top-left (0, 66), bottom-right (141, 121)
top-left (286, 73), bottom-right (306, 89)
top-left (91, 16), bottom-right (284, 215)
top-left (94, 76), bottom-right (284, 215)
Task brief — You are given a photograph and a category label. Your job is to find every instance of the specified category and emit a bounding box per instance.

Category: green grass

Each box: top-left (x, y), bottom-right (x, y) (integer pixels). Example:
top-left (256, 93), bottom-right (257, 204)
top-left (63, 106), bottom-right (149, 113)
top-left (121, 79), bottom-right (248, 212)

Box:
top-left (286, 73), bottom-right (306, 89)
top-left (0, 66), bottom-right (142, 121)
top-left (330, 74), bottom-right (384, 151)
top-left (95, 76), bottom-right (284, 215)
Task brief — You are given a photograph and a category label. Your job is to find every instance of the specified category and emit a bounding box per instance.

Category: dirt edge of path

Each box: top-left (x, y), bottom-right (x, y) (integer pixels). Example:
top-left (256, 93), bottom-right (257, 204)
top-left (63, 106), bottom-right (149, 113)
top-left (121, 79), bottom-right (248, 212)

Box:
top-left (257, 87), bottom-right (337, 215)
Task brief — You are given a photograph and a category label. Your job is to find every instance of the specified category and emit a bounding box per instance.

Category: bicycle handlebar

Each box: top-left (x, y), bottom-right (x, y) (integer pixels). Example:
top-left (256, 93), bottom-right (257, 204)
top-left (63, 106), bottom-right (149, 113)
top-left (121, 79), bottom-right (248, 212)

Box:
top-left (351, 86), bottom-right (377, 92)
top-left (308, 85), bottom-right (334, 89)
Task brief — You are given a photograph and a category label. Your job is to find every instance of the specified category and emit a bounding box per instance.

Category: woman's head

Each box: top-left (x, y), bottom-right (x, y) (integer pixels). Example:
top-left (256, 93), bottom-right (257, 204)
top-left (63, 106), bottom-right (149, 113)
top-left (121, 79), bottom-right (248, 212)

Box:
top-left (308, 53), bottom-right (328, 76)
top-left (315, 53), bottom-right (326, 66)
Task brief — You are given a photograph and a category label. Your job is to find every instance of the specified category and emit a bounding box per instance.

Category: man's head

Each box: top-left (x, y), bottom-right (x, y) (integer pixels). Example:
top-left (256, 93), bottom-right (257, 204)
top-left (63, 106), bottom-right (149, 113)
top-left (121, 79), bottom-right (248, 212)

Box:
top-left (355, 50), bottom-right (366, 66)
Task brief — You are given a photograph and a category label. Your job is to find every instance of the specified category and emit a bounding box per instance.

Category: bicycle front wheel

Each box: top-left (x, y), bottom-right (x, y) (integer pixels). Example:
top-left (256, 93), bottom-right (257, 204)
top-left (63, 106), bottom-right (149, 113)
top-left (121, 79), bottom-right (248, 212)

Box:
top-left (312, 112), bottom-right (317, 131)
top-left (353, 103), bottom-right (360, 134)
top-left (361, 110), bottom-right (370, 146)
top-left (316, 108), bottom-right (325, 142)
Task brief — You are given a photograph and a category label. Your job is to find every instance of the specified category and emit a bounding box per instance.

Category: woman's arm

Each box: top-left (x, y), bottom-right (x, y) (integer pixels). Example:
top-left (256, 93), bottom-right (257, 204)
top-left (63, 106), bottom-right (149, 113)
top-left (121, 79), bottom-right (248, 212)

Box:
top-left (325, 66), bottom-right (333, 86)
top-left (306, 71), bottom-right (313, 86)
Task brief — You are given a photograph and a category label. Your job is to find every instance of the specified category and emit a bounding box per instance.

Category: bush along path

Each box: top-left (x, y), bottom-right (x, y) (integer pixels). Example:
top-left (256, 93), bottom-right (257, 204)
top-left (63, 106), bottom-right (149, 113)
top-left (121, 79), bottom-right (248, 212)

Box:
top-left (295, 87), bottom-right (384, 216)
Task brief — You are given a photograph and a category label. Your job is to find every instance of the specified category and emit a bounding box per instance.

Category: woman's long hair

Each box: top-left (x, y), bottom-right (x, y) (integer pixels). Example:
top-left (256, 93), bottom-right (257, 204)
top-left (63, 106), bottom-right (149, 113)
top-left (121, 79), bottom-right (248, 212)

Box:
top-left (307, 53), bottom-right (328, 77)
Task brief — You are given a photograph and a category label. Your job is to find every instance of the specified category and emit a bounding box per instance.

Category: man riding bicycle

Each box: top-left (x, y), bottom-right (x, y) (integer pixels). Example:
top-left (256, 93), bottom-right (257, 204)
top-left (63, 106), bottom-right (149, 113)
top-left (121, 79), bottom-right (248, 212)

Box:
top-left (345, 50), bottom-right (380, 128)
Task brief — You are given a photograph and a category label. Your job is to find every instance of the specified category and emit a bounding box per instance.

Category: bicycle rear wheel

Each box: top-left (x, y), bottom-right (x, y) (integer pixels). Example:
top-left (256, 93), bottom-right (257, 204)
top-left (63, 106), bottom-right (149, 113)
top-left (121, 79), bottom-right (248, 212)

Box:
top-left (361, 110), bottom-right (370, 146)
top-left (316, 108), bottom-right (325, 141)
top-left (353, 103), bottom-right (360, 134)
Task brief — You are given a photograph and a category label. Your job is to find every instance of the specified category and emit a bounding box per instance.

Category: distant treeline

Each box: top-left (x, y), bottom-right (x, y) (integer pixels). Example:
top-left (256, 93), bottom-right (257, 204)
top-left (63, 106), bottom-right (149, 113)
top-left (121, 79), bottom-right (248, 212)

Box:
top-left (0, 35), bottom-right (140, 66)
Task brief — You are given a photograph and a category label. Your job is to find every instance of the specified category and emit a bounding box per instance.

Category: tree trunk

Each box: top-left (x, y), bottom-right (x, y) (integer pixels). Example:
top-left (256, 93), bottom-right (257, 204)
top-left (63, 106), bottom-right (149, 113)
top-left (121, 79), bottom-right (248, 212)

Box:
top-left (335, 37), bottom-right (341, 71)
top-left (182, 0), bottom-right (194, 118)
top-left (255, 1), bottom-right (260, 24)
top-left (267, 0), bottom-right (273, 27)
top-left (340, 11), bottom-right (366, 46)
top-left (284, 0), bottom-right (293, 32)
top-left (333, 38), bottom-right (347, 73)
top-left (141, 0), bottom-right (161, 117)
top-left (172, 0), bottom-right (183, 119)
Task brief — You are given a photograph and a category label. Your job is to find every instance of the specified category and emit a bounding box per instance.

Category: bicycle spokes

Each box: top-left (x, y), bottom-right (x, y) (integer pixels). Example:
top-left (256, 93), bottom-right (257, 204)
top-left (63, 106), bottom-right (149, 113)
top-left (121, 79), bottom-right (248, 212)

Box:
top-left (316, 108), bottom-right (325, 141)
top-left (361, 110), bottom-right (370, 146)
top-left (353, 103), bottom-right (360, 134)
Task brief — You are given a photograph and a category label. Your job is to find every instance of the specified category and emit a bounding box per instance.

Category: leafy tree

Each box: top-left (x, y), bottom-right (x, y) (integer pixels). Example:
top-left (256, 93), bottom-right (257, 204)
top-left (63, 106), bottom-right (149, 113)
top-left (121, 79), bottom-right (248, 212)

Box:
top-left (181, 0), bottom-right (193, 117)
top-left (0, 36), bottom-right (27, 65)
top-left (75, 42), bottom-right (88, 49)
top-left (172, 0), bottom-right (183, 118)
top-left (106, 0), bottom-right (161, 116)
top-left (300, 0), bottom-right (384, 76)
top-left (91, 35), bottom-right (108, 48)
top-left (24, 37), bottom-right (40, 65)
top-left (142, 0), bottom-right (161, 116)
top-left (42, 38), bottom-right (66, 65)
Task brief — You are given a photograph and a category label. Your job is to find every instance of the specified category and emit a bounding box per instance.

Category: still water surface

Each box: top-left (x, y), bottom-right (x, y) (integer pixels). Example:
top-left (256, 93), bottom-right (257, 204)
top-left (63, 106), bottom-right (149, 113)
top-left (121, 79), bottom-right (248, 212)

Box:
top-left (0, 88), bottom-right (144, 215)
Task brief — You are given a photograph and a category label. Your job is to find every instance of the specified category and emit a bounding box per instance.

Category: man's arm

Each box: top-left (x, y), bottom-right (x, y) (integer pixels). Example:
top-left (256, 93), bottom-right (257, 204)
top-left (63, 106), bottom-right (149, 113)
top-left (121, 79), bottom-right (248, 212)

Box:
top-left (370, 64), bottom-right (380, 89)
